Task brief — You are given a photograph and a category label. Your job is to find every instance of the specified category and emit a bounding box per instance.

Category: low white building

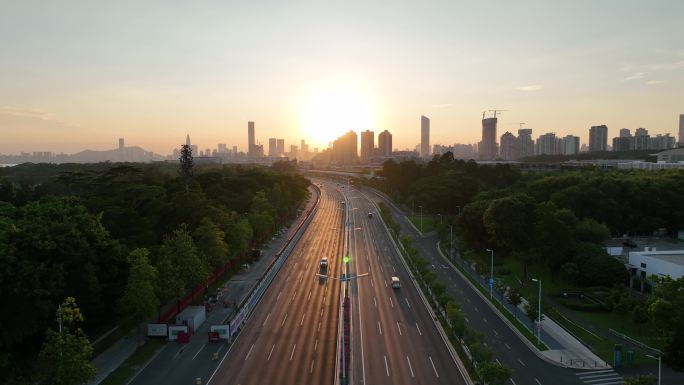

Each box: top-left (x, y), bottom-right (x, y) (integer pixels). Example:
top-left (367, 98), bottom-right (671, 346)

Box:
top-left (628, 248), bottom-right (684, 280)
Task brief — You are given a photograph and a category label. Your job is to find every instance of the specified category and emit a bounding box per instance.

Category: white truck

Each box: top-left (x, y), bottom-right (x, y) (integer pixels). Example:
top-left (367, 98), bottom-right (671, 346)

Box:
top-left (176, 305), bottom-right (206, 331)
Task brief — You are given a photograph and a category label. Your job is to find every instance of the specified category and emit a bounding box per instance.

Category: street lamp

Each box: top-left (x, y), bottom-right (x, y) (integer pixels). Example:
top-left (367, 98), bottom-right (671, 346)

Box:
top-left (531, 278), bottom-right (542, 346)
top-left (486, 249), bottom-right (494, 299)
top-left (646, 354), bottom-right (662, 385)
top-left (437, 213), bottom-right (443, 225)
top-left (419, 205), bottom-right (423, 232)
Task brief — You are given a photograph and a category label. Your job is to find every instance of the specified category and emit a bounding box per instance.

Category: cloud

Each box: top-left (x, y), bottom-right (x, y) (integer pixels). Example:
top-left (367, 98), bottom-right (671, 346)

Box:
top-left (646, 80), bottom-right (663, 85)
top-left (623, 72), bottom-right (645, 81)
top-left (647, 60), bottom-right (684, 71)
top-left (0, 106), bottom-right (56, 120)
top-left (431, 103), bottom-right (453, 108)
top-left (515, 84), bottom-right (544, 91)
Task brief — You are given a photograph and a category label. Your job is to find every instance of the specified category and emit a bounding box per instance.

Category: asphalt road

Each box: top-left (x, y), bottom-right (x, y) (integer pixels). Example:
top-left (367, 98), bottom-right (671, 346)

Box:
top-left (208, 180), bottom-right (344, 385)
top-left (344, 186), bottom-right (469, 385)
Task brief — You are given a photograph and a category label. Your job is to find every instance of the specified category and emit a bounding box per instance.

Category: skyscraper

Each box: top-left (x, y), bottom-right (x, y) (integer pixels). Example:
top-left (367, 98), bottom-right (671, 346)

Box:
top-left (420, 116), bottom-right (430, 159)
top-left (634, 128), bottom-right (650, 150)
top-left (276, 139), bottom-right (285, 157)
top-left (679, 114), bottom-right (684, 146)
top-left (331, 131), bottom-right (358, 165)
top-left (480, 117), bottom-right (498, 160)
top-left (588, 125), bottom-right (608, 152)
top-left (360, 130), bottom-right (374, 164)
top-left (268, 138), bottom-right (277, 157)
top-left (378, 130), bottom-right (392, 157)
top-left (536, 133), bottom-right (560, 155)
top-left (560, 135), bottom-right (580, 155)
top-left (518, 128), bottom-right (534, 158)
top-left (499, 132), bottom-right (518, 160)
top-left (247, 121), bottom-right (255, 157)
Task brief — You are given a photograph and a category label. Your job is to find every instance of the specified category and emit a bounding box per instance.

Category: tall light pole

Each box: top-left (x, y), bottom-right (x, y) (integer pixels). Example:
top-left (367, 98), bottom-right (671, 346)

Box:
top-left (531, 278), bottom-right (542, 346)
top-left (486, 249), bottom-right (494, 299)
top-left (437, 213), bottom-right (442, 225)
top-left (419, 205), bottom-right (423, 232)
top-left (646, 354), bottom-right (661, 385)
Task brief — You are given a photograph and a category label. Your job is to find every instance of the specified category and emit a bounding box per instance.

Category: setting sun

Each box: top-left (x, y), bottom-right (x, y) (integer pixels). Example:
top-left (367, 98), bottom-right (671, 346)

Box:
top-left (300, 86), bottom-right (375, 147)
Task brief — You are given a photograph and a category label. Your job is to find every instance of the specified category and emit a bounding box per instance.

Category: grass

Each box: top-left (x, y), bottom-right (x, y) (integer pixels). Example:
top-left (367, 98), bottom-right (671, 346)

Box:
top-left (99, 339), bottom-right (166, 385)
top-left (408, 214), bottom-right (436, 233)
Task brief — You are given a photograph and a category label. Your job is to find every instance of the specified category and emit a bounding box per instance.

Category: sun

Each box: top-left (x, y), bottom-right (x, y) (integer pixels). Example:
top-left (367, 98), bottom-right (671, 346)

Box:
top-left (300, 86), bottom-right (375, 147)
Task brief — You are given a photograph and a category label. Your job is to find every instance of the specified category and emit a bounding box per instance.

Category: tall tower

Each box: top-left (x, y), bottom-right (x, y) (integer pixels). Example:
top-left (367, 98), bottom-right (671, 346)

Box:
top-left (248, 121), bottom-right (255, 157)
top-left (589, 125), bottom-right (608, 152)
top-left (679, 114), bottom-right (684, 146)
top-left (378, 130), bottom-right (392, 157)
top-left (268, 138), bottom-right (277, 157)
top-left (420, 116), bottom-right (430, 159)
top-left (480, 117), bottom-right (498, 160)
top-left (518, 128), bottom-right (534, 158)
top-left (186, 134), bottom-right (191, 146)
top-left (360, 130), bottom-right (375, 164)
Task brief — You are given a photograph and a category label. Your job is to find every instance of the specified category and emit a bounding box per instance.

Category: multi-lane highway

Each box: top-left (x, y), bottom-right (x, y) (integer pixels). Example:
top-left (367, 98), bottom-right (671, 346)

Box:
top-left (344, 186), bottom-right (469, 385)
top-left (208, 181), bottom-right (344, 385)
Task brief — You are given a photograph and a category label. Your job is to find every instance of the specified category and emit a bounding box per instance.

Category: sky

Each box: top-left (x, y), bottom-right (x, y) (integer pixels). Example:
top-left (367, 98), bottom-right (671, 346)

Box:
top-left (1, 0), bottom-right (683, 155)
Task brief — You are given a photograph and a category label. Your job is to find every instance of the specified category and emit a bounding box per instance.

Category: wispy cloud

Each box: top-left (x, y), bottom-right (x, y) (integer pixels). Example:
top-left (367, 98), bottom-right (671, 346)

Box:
top-left (646, 80), bottom-right (663, 85)
top-left (648, 60), bottom-right (684, 71)
top-left (623, 72), bottom-right (645, 81)
top-left (431, 103), bottom-right (453, 109)
top-left (0, 106), bottom-right (56, 120)
top-left (515, 84), bottom-right (543, 91)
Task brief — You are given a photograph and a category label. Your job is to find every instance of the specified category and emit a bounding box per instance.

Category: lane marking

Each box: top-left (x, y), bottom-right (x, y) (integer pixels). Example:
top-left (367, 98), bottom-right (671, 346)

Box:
top-left (510, 379), bottom-right (517, 385)
top-left (429, 356), bottom-right (439, 378)
top-left (262, 312), bottom-right (271, 327)
top-left (406, 356), bottom-right (415, 377)
top-left (474, 306), bottom-right (479, 312)
top-left (290, 344), bottom-right (297, 361)
top-left (318, 322), bottom-right (321, 331)
top-left (314, 339), bottom-right (318, 351)
top-left (277, 291), bottom-right (282, 301)
top-left (371, 279), bottom-right (374, 287)
top-left (389, 297), bottom-right (394, 308)
top-left (505, 343), bottom-right (511, 350)
top-left (496, 358), bottom-right (501, 364)
top-left (384, 279), bottom-right (388, 287)
top-left (281, 313), bottom-right (288, 326)
top-left (416, 323), bottom-right (422, 336)
top-left (308, 291), bottom-right (312, 301)
top-left (405, 298), bottom-right (411, 308)
top-left (320, 309), bottom-right (324, 317)
top-left (267, 344), bottom-right (275, 361)
top-left (392, 265), bottom-right (396, 272)
top-left (310, 359), bottom-right (315, 374)
top-left (373, 297), bottom-right (377, 307)
top-left (534, 379), bottom-right (541, 385)
top-left (384, 355), bottom-right (390, 377)
top-left (483, 317), bottom-right (488, 324)
top-left (378, 321), bottom-right (382, 335)
top-left (493, 329), bottom-right (498, 336)
top-left (396, 322), bottom-right (402, 336)
top-left (245, 344), bottom-right (254, 361)
top-left (518, 358), bottom-right (526, 367)
top-left (380, 265), bottom-right (384, 273)
top-left (291, 291), bottom-right (297, 302)
top-left (191, 343), bottom-right (206, 360)
top-left (300, 313), bottom-right (306, 326)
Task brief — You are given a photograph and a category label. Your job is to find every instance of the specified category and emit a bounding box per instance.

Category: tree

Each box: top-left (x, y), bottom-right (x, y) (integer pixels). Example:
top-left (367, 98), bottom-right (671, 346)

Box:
top-left (446, 301), bottom-right (465, 339)
top-left (117, 249), bottom-right (159, 343)
top-left (36, 297), bottom-right (96, 385)
top-left (193, 217), bottom-right (229, 271)
top-left (156, 225), bottom-right (208, 307)
top-left (469, 342), bottom-right (493, 364)
top-left (507, 288), bottom-right (522, 320)
top-left (179, 144), bottom-right (194, 192)
top-left (248, 191), bottom-right (276, 240)
top-left (524, 300), bottom-right (544, 324)
top-left (483, 194), bottom-right (537, 253)
top-left (477, 361), bottom-right (513, 385)
top-left (649, 276), bottom-right (684, 371)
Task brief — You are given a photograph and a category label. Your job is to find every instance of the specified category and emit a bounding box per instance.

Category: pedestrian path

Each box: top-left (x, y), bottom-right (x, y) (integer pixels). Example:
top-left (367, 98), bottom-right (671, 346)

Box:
top-left (575, 369), bottom-right (624, 385)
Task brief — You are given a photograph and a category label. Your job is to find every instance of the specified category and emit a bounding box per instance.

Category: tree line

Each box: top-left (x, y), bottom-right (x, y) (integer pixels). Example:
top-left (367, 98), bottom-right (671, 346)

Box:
top-left (0, 160), bottom-right (309, 384)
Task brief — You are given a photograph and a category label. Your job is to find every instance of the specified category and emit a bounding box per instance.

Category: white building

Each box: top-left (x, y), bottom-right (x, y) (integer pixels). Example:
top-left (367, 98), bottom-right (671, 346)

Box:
top-left (617, 161), bottom-right (684, 170)
top-left (628, 248), bottom-right (684, 280)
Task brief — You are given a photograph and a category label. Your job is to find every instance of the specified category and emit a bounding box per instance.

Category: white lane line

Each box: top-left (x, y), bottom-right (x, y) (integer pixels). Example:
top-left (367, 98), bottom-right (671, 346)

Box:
top-left (496, 358), bottom-right (501, 364)
top-left (474, 306), bottom-right (479, 312)
top-left (392, 265), bottom-right (396, 272)
top-left (534, 379), bottom-right (541, 385)
top-left (406, 356), bottom-right (415, 377)
top-left (380, 265), bottom-right (384, 272)
top-left (378, 321), bottom-right (382, 335)
top-left (396, 322), bottom-right (402, 336)
top-left (191, 343), bottom-right (206, 360)
top-left (505, 343), bottom-right (511, 350)
top-left (320, 309), bottom-right (324, 317)
top-left (493, 329), bottom-right (498, 336)
top-left (300, 313), bottom-right (306, 326)
top-left (465, 316), bottom-right (470, 323)
top-left (310, 359), bottom-right (315, 373)
top-left (267, 344), bottom-right (275, 361)
top-left (373, 297), bottom-right (377, 307)
top-left (466, 298), bottom-right (471, 303)
top-left (262, 312), bottom-right (271, 327)
top-left (281, 313), bottom-right (288, 326)
top-left (518, 358), bottom-right (526, 367)
top-left (510, 379), bottom-right (517, 385)
top-left (389, 297), bottom-right (394, 308)
top-left (384, 355), bottom-right (390, 377)
top-left (371, 279), bottom-right (374, 287)
top-left (416, 323), bottom-right (422, 336)
top-left (291, 291), bottom-right (297, 302)
top-left (290, 344), bottom-right (297, 361)
top-left (405, 298), bottom-right (411, 308)
top-left (314, 339), bottom-right (318, 351)
top-left (245, 344), bottom-right (254, 361)
top-left (429, 356), bottom-right (439, 378)
top-left (286, 274), bottom-right (290, 282)
top-left (277, 291), bottom-right (282, 301)
top-left (308, 291), bottom-right (312, 301)
top-left (384, 279), bottom-right (388, 287)
top-left (318, 322), bottom-right (321, 331)
top-left (483, 317), bottom-right (488, 323)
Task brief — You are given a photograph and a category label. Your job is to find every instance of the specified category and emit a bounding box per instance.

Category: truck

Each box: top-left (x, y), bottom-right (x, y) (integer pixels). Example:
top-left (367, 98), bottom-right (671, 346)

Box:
top-left (319, 257), bottom-right (329, 275)
top-left (176, 305), bottom-right (206, 332)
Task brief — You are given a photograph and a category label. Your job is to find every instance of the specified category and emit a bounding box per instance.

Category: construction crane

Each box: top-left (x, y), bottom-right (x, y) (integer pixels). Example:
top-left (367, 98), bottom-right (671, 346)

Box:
top-left (488, 109), bottom-right (508, 118)
top-left (518, 122), bottom-right (526, 129)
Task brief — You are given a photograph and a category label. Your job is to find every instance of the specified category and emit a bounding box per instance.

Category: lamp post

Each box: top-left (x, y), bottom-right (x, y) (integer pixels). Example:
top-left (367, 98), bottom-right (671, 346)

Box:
top-left (419, 205), bottom-right (423, 232)
top-left (531, 278), bottom-right (542, 346)
top-left (646, 354), bottom-right (661, 385)
top-left (437, 213), bottom-right (442, 225)
top-left (486, 249), bottom-right (494, 299)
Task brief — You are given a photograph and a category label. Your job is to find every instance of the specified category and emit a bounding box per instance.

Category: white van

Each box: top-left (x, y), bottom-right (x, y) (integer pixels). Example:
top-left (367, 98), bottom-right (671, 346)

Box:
top-left (391, 276), bottom-right (401, 289)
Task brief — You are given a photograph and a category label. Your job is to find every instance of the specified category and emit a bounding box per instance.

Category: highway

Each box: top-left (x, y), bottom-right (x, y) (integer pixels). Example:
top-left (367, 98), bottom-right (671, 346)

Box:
top-left (344, 185), bottom-right (469, 385)
top-left (208, 180), bottom-right (344, 385)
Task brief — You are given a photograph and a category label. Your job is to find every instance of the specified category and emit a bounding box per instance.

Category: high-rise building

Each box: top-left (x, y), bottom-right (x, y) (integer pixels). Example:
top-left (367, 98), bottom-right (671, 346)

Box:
top-left (679, 114), bottom-right (684, 146)
top-left (360, 130), bottom-right (374, 164)
top-left (560, 135), bottom-right (580, 155)
top-left (634, 128), bottom-right (650, 150)
top-left (420, 116), bottom-right (430, 159)
top-left (649, 134), bottom-right (676, 150)
top-left (276, 139), bottom-right (285, 157)
top-left (247, 121), bottom-right (255, 157)
top-left (268, 138), bottom-right (277, 157)
top-left (536, 133), bottom-right (560, 155)
top-left (300, 140), bottom-right (309, 156)
top-left (589, 125), bottom-right (608, 152)
top-left (378, 130), bottom-right (392, 157)
top-left (480, 117), bottom-right (498, 160)
top-left (332, 131), bottom-right (358, 165)
top-left (118, 138), bottom-right (125, 149)
top-left (499, 132), bottom-right (518, 160)
top-left (619, 128), bottom-right (631, 138)
top-left (518, 128), bottom-right (534, 158)
top-left (186, 134), bottom-right (191, 147)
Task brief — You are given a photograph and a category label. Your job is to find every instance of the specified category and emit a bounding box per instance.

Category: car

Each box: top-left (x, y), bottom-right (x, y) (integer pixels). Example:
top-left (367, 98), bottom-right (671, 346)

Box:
top-left (391, 276), bottom-right (401, 289)
top-left (367, 212), bottom-right (373, 218)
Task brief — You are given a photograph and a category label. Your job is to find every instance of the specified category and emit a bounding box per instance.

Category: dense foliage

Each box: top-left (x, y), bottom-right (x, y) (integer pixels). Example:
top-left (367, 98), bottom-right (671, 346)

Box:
top-left (0, 162), bottom-right (309, 383)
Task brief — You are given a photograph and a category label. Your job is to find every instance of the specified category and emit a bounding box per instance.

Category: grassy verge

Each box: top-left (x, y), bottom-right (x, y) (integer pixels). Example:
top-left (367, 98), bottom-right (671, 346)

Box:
top-left (407, 215), bottom-right (436, 233)
top-left (99, 339), bottom-right (166, 385)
